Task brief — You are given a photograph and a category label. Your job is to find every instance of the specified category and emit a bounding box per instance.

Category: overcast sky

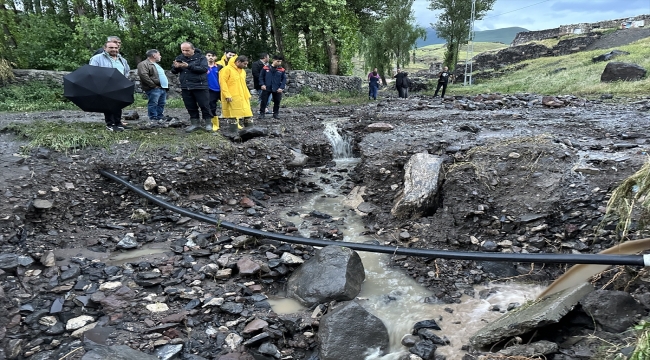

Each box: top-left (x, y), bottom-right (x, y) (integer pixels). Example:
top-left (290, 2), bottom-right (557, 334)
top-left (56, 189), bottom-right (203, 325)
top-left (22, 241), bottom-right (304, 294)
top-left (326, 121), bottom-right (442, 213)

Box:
top-left (413, 0), bottom-right (650, 32)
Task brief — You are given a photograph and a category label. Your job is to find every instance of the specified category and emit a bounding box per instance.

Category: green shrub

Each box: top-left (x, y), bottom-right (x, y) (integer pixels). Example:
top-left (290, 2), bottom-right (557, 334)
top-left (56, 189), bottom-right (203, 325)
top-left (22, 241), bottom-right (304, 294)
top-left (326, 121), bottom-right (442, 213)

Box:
top-left (0, 80), bottom-right (75, 112)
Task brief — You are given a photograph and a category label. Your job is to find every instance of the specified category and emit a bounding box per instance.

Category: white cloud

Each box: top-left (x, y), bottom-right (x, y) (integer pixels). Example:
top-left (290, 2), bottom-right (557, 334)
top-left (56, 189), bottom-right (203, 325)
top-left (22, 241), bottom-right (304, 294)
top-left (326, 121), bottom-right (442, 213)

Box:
top-left (413, 0), bottom-right (650, 31)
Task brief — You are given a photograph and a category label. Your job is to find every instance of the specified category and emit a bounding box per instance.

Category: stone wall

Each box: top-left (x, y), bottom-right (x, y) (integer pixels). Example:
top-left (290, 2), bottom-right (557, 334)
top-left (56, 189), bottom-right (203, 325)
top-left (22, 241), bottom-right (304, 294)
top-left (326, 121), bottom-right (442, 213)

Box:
top-left (9, 68), bottom-right (362, 98)
top-left (512, 14), bottom-right (650, 46)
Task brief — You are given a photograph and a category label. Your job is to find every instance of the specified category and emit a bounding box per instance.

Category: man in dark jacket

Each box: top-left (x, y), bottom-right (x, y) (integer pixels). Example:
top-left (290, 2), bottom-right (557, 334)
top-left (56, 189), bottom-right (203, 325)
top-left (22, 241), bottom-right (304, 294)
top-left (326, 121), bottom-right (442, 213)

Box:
top-left (251, 52), bottom-right (270, 115)
top-left (137, 49), bottom-right (169, 122)
top-left (171, 42), bottom-right (211, 133)
top-left (394, 68), bottom-right (409, 99)
top-left (258, 55), bottom-right (286, 120)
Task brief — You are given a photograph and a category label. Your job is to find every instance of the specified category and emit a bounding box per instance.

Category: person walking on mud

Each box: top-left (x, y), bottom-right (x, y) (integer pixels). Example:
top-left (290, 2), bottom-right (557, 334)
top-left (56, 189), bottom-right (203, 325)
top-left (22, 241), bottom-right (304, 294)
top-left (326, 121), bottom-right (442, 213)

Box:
top-left (258, 55), bottom-right (287, 120)
top-left (433, 66), bottom-right (452, 99)
top-left (368, 67), bottom-right (380, 100)
top-left (171, 42), bottom-right (212, 133)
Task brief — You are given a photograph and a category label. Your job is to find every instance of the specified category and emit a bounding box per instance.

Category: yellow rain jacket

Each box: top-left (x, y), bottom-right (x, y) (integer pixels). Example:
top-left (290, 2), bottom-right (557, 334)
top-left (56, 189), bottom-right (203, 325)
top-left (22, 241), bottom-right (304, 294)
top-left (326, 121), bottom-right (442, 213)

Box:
top-left (219, 55), bottom-right (253, 119)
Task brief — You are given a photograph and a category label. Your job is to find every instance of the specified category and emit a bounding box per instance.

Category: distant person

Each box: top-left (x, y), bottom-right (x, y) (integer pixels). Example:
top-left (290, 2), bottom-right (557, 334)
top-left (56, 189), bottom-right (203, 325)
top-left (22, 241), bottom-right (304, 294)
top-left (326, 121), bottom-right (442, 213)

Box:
top-left (137, 49), bottom-right (169, 123)
top-left (433, 66), bottom-right (452, 98)
top-left (258, 55), bottom-right (287, 120)
top-left (89, 41), bottom-right (130, 132)
top-left (205, 50), bottom-right (221, 131)
top-left (171, 42), bottom-right (211, 133)
top-left (368, 67), bottom-right (380, 100)
top-left (219, 55), bottom-right (253, 129)
top-left (394, 68), bottom-right (409, 99)
top-left (94, 36), bottom-right (122, 56)
top-left (252, 52), bottom-right (272, 114)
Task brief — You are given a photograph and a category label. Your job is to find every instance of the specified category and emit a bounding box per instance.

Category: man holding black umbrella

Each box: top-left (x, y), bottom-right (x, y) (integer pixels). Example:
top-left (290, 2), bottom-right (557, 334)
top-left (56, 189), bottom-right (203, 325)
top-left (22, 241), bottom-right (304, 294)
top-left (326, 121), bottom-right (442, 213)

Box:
top-left (90, 41), bottom-right (131, 131)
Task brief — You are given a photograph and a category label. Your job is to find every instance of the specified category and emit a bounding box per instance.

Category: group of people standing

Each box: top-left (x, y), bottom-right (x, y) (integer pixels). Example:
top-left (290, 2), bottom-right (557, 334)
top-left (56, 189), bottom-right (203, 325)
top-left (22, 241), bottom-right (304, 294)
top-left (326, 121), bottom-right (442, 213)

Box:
top-left (88, 36), bottom-right (287, 133)
top-left (366, 65), bottom-right (453, 101)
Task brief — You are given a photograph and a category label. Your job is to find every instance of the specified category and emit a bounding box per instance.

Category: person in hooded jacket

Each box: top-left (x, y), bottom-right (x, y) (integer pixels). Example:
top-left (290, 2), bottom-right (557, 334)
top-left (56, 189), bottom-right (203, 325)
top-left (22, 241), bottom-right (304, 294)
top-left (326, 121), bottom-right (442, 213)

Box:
top-left (219, 55), bottom-right (253, 129)
top-left (171, 42), bottom-right (211, 133)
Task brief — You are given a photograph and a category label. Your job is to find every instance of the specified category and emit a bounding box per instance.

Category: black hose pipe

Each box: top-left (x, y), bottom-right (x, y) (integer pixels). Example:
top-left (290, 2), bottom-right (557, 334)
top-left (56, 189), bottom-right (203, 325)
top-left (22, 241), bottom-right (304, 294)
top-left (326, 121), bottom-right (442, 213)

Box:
top-left (99, 169), bottom-right (649, 267)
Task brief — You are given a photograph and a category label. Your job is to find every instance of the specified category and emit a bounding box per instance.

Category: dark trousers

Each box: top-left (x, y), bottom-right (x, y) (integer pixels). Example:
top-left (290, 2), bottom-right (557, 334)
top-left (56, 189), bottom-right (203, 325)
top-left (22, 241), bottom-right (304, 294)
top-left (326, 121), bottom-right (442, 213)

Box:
top-left (434, 82), bottom-right (448, 97)
top-left (208, 89), bottom-right (220, 117)
top-left (103, 109), bottom-right (122, 126)
top-left (369, 84), bottom-right (378, 100)
top-left (181, 88), bottom-right (212, 119)
top-left (397, 86), bottom-right (408, 98)
top-left (260, 91), bottom-right (282, 115)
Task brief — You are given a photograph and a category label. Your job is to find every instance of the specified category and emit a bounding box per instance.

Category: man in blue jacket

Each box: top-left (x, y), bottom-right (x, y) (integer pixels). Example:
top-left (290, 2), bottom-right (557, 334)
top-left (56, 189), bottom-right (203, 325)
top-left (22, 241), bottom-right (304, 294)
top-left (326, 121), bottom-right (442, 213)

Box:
top-left (171, 42), bottom-right (211, 133)
top-left (258, 55), bottom-right (286, 120)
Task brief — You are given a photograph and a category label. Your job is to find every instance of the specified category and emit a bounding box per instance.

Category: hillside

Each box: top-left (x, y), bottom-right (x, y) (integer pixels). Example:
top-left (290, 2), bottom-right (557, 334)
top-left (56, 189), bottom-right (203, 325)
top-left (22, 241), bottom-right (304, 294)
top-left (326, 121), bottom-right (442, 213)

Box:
top-left (407, 42), bottom-right (508, 71)
top-left (416, 27), bottom-right (528, 47)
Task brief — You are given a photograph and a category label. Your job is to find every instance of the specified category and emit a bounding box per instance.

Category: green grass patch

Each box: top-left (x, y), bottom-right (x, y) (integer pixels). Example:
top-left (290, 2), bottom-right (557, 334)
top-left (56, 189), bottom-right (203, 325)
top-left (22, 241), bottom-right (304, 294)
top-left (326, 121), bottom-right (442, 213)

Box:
top-left (281, 88), bottom-right (367, 107)
top-left (443, 36), bottom-right (650, 97)
top-left (5, 120), bottom-right (231, 155)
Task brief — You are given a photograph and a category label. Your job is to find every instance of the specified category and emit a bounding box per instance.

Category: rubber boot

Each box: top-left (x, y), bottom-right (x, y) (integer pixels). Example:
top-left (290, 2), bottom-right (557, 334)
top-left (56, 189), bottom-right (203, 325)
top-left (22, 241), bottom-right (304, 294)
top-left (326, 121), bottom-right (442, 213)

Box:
top-left (185, 118), bottom-right (200, 133)
top-left (228, 118), bottom-right (238, 132)
top-left (243, 117), bottom-right (254, 127)
top-left (211, 116), bottom-right (220, 131)
top-left (236, 118), bottom-right (244, 130)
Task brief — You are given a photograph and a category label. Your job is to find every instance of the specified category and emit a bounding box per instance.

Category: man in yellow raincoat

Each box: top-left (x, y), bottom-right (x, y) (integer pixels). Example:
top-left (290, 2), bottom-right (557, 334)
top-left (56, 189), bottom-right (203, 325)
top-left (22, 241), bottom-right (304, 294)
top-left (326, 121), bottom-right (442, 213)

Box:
top-left (219, 55), bottom-right (253, 129)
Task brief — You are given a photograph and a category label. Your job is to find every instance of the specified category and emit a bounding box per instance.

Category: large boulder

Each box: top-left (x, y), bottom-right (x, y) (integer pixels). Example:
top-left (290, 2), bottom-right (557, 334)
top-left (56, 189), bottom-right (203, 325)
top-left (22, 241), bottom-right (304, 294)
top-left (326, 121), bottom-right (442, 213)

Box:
top-left (318, 301), bottom-right (390, 360)
top-left (391, 153), bottom-right (444, 219)
top-left (286, 246), bottom-right (364, 307)
top-left (580, 290), bottom-right (646, 333)
top-left (600, 62), bottom-right (646, 82)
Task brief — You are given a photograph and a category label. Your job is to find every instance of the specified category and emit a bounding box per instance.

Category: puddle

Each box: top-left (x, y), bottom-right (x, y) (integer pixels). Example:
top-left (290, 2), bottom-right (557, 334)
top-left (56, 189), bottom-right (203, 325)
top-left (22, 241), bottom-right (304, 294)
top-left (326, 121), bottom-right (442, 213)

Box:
top-left (266, 297), bottom-right (307, 315)
top-left (54, 242), bottom-right (170, 266)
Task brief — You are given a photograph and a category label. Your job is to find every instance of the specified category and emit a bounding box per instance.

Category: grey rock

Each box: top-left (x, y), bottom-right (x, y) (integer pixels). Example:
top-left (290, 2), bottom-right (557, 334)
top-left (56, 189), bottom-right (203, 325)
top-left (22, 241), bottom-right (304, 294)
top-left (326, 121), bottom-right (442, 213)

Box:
top-left (286, 245), bottom-right (365, 306)
top-left (81, 344), bottom-right (159, 360)
top-left (498, 340), bottom-right (558, 357)
top-left (581, 290), bottom-right (645, 333)
top-left (220, 302), bottom-right (244, 315)
top-left (154, 344), bottom-right (183, 360)
top-left (60, 266), bottom-right (81, 281)
top-left (116, 234), bottom-right (138, 249)
top-left (318, 301), bottom-right (390, 360)
top-left (33, 199), bottom-right (53, 209)
top-left (0, 254), bottom-right (19, 270)
top-left (391, 153), bottom-right (444, 219)
top-left (469, 283), bottom-right (594, 348)
top-left (410, 339), bottom-right (437, 360)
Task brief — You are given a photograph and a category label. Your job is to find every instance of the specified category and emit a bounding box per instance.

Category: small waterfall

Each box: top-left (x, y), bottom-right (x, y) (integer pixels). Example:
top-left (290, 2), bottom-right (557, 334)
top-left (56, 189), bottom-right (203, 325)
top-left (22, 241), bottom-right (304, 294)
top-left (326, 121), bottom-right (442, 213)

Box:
top-left (323, 121), bottom-right (354, 160)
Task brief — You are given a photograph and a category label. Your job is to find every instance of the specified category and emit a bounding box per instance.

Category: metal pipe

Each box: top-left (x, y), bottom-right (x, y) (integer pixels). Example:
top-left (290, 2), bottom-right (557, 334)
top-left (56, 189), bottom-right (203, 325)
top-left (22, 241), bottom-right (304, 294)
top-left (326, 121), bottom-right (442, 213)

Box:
top-left (99, 169), bottom-right (648, 266)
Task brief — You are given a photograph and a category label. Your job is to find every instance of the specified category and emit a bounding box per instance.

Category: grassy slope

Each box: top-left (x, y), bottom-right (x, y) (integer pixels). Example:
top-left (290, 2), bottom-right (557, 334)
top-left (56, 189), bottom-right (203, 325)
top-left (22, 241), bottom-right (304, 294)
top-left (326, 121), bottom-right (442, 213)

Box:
top-left (445, 36), bottom-right (650, 97)
top-left (408, 42), bottom-right (509, 71)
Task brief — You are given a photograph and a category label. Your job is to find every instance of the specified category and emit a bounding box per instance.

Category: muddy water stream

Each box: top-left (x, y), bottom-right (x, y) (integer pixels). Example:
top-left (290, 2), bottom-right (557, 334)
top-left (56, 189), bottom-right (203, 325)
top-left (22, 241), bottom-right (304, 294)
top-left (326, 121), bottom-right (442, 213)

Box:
top-left (274, 122), bottom-right (544, 358)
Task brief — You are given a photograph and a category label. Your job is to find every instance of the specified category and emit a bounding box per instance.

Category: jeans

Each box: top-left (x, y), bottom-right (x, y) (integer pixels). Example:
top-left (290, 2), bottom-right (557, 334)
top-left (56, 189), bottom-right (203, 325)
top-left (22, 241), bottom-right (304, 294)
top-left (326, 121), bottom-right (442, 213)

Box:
top-left (145, 88), bottom-right (167, 120)
top-left (181, 89), bottom-right (212, 119)
top-left (209, 90), bottom-right (220, 117)
top-left (369, 84), bottom-right (378, 100)
top-left (398, 86), bottom-right (409, 98)
top-left (260, 91), bottom-right (282, 115)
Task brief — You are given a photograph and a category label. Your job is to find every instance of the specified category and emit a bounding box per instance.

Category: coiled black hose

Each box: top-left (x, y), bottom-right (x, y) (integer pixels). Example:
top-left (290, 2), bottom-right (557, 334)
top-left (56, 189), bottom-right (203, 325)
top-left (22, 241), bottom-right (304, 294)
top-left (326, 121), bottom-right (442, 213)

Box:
top-left (99, 169), bottom-right (648, 266)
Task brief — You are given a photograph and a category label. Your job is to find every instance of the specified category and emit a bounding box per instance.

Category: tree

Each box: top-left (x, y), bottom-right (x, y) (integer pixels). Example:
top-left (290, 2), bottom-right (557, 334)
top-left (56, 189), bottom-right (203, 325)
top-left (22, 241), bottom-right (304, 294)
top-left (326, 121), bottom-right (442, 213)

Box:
top-left (360, 0), bottom-right (425, 83)
top-left (429, 0), bottom-right (494, 71)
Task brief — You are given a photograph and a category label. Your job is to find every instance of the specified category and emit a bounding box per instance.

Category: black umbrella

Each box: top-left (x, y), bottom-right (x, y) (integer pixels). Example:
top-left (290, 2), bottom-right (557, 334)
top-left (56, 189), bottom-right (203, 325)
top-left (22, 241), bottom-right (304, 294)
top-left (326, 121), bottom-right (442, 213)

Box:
top-left (63, 64), bottom-right (134, 113)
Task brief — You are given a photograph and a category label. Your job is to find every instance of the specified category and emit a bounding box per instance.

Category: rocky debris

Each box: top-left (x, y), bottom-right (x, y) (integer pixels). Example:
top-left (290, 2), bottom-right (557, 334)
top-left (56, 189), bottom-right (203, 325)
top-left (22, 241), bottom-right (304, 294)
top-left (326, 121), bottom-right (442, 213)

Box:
top-left (601, 62), bottom-right (647, 82)
top-left (318, 301), bottom-right (390, 360)
top-left (497, 340), bottom-right (558, 357)
top-left (143, 176), bottom-right (157, 191)
top-left (592, 49), bottom-right (630, 62)
top-left (470, 283), bottom-right (594, 348)
top-left (32, 199), bottom-right (53, 209)
top-left (580, 290), bottom-right (646, 332)
top-left (122, 110), bottom-right (140, 120)
top-left (391, 153), bottom-right (444, 219)
top-left (82, 344), bottom-right (158, 360)
top-left (287, 246), bottom-right (365, 306)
